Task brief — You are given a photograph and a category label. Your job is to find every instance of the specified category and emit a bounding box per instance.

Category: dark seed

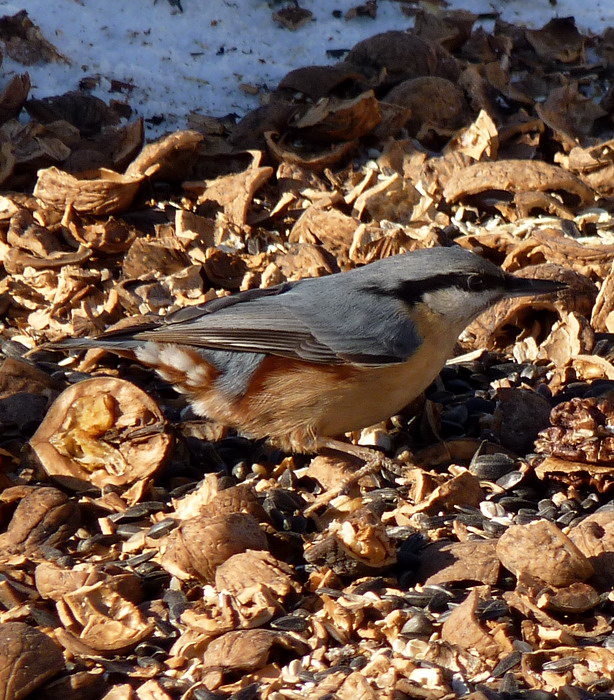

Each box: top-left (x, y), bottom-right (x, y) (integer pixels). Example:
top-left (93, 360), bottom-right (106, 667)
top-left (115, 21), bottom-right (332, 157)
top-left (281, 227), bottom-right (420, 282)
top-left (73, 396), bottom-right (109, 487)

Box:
top-left (401, 612), bottom-right (433, 635)
top-left (442, 404), bottom-right (469, 424)
top-left (230, 683), bottom-right (259, 700)
top-left (109, 501), bottom-right (166, 522)
top-left (491, 651), bottom-right (522, 677)
top-left (497, 496), bottom-right (536, 512)
top-left (495, 470), bottom-right (524, 490)
top-left (349, 655), bottom-right (368, 670)
top-left (192, 688), bottom-right (226, 700)
top-left (147, 518), bottom-right (178, 539)
top-left (470, 453), bottom-right (516, 480)
top-left (270, 615), bottom-right (309, 632)
top-left (482, 520), bottom-right (507, 536)
top-left (520, 691), bottom-right (557, 700)
top-left (556, 511), bottom-right (578, 526)
top-left (541, 657), bottom-right (579, 671)
top-left (465, 396), bottom-right (496, 413)
top-left (121, 551), bottom-right (157, 567)
top-left (426, 389), bottom-right (455, 404)
top-left (514, 512), bottom-right (541, 525)
top-left (455, 513), bottom-right (484, 529)
top-left (115, 523), bottom-right (144, 538)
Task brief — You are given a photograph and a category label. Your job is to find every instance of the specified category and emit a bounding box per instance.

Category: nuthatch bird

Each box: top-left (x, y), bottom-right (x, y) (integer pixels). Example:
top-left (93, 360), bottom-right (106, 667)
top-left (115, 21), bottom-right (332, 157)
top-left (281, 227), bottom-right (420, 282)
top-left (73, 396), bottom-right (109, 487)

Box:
top-left (53, 247), bottom-right (564, 462)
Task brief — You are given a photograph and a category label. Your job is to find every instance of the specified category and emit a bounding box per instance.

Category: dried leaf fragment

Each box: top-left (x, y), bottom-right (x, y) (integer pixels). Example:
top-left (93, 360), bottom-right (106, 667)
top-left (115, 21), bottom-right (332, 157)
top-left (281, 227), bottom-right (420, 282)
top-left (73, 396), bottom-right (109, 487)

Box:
top-left (30, 377), bottom-right (172, 493)
top-left (0, 10), bottom-right (69, 65)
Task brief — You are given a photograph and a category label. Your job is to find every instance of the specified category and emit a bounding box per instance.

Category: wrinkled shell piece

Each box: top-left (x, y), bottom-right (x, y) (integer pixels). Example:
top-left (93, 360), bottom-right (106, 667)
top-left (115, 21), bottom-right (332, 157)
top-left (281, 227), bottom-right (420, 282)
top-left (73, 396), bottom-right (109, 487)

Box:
top-left (292, 91), bottom-right (381, 142)
top-left (215, 550), bottom-right (301, 600)
top-left (535, 397), bottom-right (614, 465)
top-left (34, 166), bottom-right (144, 214)
top-left (159, 512), bottom-right (267, 582)
top-left (30, 377), bottom-right (172, 492)
top-left (345, 31), bottom-right (460, 84)
top-left (0, 486), bottom-right (79, 556)
top-left (202, 629), bottom-right (309, 687)
top-left (569, 512), bottom-right (614, 588)
top-left (417, 539), bottom-right (500, 585)
top-left (57, 581), bottom-right (154, 653)
top-left (441, 587), bottom-right (500, 659)
top-left (496, 520), bottom-right (594, 586)
top-left (443, 160), bottom-right (594, 206)
top-left (125, 129), bottom-right (204, 180)
top-left (0, 622), bottom-right (64, 700)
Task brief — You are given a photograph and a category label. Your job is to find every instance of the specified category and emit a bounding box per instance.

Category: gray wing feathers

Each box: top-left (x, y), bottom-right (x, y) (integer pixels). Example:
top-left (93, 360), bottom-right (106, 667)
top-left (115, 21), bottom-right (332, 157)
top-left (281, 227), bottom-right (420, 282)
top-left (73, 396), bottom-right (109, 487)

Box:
top-left (133, 279), bottom-right (422, 366)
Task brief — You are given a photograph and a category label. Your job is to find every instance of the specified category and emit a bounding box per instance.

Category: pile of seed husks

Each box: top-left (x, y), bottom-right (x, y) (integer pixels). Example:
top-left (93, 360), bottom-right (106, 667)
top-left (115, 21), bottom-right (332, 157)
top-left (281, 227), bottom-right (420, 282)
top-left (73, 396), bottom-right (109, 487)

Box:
top-left (1, 6), bottom-right (614, 700)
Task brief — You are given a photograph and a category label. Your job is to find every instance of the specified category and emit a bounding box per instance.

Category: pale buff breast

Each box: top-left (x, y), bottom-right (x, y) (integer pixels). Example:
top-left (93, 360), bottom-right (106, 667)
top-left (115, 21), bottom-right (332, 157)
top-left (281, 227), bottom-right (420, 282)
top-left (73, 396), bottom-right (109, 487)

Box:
top-left (235, 307), bottom-right (461, 447)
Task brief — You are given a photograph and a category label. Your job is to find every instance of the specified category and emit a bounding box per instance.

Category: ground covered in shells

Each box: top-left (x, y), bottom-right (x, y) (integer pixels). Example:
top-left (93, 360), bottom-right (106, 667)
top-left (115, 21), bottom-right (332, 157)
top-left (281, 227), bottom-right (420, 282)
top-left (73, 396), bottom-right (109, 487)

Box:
top-left (1, 5), bottom-right (614, 700)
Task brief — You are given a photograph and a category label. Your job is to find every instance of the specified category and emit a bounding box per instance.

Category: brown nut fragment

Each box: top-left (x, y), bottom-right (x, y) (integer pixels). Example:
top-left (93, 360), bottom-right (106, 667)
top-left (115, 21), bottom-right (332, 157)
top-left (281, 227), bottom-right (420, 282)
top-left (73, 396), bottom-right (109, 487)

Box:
top-left (33, 166), bottom-right (144, 215)
top-left (290, 91), bottom-right (381, 142)
top-left (215, 550), bottom-right (302, 600)
top-left (535, 397), bottom-right (614, 465)
top-left (539, 582), bottom-right (601, 613)
top-left (125, 129), bottom-right (203, 181)
top-left (0, 622), bottom-right (64, 700)
top-left (264, 130), bottom-right (357, 172)
top-left (30, 377), bottom-right (172, 494)
top-left (186, 164), bottom-right (273, 227)
top-left (466, 263), bottom-right (593, 356)
top-left (383, 77), bottom-right (471, 136)
top-left (345, 31), bottom-right (460, 85)
top-left (569, 512), bottom-right (614, 588)
top-left (197, 483), bottom-right (267, 521)
top-left (277, 64), bottom-right (368, 102)
top-left (35, 561), bottom-right (142, 604)
top-left (36, 671), bottom-right (106, 700)
top-left (0, 73), bottom-right (31, 124)
top-left (56, 581), bottom-right (154, 654)
top-left (443, 160), bottom-right (594, 207)
top-left (159, 512), bottom-right (267, 583)
top-left (202, 629), bottom-right (309, 688)
top-left (492, 388), bottom-right (552, 455)
top-left (304, 507), bottom-right (396, 577)
top-left (496, 520), bottom-right (594, 587)
top-left (0, 486), bottom-right (79, 556)
top-left (441, 587), bottom-right (500, 659)
top-left (417, 539), bottom-right (500, 586)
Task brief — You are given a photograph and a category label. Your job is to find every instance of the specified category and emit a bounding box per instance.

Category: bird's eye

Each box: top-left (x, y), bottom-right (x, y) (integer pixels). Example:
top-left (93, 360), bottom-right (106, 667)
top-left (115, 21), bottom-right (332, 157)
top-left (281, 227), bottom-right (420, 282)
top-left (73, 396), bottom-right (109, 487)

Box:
top-left (466, 275), bottom-right (487, 292)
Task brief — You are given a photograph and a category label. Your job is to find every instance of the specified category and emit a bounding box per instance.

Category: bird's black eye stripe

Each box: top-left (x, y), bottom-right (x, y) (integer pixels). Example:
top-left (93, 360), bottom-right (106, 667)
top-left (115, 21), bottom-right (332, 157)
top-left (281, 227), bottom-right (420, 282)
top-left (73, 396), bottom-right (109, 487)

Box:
top-left (362, 272), bottom-right (502, 305)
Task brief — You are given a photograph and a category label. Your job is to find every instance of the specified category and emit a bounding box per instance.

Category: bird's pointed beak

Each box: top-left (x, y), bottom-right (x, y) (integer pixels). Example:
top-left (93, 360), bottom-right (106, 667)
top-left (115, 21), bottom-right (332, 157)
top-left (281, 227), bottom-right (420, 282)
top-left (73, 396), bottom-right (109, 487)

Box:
top-left (503, 274), bottom-right (567, 298)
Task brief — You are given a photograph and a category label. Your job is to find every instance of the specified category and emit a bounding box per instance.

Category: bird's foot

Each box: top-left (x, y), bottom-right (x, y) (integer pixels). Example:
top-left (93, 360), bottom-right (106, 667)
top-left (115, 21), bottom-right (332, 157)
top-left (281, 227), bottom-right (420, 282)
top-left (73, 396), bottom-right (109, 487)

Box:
top-left (303, 438), bottom-right (402, 516)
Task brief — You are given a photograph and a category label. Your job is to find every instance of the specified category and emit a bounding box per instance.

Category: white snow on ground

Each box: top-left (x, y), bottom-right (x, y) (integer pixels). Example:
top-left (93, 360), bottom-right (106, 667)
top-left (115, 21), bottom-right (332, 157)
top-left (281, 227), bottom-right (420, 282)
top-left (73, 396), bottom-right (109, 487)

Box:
top-left (2, 0), bottom-right (613, 138)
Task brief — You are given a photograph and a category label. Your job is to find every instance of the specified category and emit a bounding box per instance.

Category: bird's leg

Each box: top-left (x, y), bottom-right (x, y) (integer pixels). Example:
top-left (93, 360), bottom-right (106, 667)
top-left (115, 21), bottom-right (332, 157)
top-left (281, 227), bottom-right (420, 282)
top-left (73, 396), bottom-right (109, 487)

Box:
top-left (303, 436), bottom-right (400, 515)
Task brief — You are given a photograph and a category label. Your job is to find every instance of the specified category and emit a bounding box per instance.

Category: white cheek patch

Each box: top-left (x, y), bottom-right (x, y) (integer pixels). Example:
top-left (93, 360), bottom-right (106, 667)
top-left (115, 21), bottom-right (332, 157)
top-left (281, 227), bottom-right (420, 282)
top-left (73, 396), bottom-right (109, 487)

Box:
top-left (423, 288), bottom-right (499, 325)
